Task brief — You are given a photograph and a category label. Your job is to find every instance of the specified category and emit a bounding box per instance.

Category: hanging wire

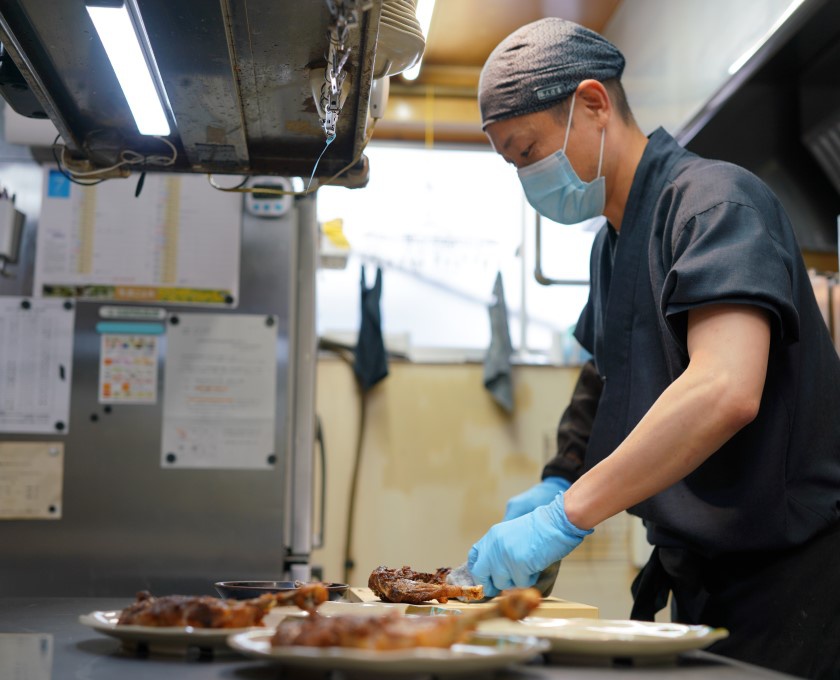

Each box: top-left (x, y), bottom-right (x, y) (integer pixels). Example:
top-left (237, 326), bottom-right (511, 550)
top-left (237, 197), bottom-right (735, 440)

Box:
top-left (206, 118), bottom-right (377, 198)
top-left (51, 135), bottom-right (104, 186)
top-left (52, 134), bottom-right (177, 184)
top-left (306, 136), bottom-right (335, 192)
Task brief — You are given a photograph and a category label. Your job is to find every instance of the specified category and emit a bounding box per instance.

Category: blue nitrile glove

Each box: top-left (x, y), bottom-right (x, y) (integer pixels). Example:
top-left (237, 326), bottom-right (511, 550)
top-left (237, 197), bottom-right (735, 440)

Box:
top-left (503, 476), bottom-right (571, 521)
top-left (468, 491), bottom-right (592, 597)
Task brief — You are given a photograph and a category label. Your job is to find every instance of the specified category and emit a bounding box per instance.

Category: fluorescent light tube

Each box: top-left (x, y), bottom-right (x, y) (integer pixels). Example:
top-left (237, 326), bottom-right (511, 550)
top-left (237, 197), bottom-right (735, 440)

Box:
top-left (728, 0), bottom-right (806, 75)
top-left (86, 2), bottom-right (170, 136)
top-left (402, 0), bottom-right (435, 81)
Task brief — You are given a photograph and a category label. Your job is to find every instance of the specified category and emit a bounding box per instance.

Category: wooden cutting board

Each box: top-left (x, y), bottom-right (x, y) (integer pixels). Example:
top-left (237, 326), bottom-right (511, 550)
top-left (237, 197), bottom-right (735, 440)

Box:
top-left (345, 587), bottom-right (599, 619)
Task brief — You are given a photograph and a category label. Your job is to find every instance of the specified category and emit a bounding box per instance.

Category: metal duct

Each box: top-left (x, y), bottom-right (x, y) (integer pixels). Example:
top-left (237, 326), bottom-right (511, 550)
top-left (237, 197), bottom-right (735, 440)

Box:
top-left (801, 38), bottom-right (840, 199)
top-left (0, 0), bottom-right (387, 180)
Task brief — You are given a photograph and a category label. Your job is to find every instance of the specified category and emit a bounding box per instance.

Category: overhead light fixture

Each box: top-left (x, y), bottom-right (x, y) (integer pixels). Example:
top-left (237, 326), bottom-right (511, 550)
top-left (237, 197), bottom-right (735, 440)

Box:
top-left (401, 0), bottom-right (436, 81)
top-left (727, 0), bottom-right (806, 75)
top-left (86, 0), bottom-right (171, 136)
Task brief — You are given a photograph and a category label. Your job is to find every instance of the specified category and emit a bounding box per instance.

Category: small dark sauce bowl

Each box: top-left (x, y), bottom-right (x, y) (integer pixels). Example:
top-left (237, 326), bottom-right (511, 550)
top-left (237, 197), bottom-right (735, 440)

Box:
top-left (214, 581), bottom-right (348, 601)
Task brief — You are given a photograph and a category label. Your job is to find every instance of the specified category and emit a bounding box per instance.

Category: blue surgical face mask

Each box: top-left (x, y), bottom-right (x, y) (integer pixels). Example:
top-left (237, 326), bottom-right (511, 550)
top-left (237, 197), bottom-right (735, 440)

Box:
top-left (517, 94), bottom-right (606, 224)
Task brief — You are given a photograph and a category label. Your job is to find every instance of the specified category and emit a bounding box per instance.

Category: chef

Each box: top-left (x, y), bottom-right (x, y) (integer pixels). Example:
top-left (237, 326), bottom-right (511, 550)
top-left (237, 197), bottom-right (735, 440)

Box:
top-left (464, 18), bottom-right (840, 678)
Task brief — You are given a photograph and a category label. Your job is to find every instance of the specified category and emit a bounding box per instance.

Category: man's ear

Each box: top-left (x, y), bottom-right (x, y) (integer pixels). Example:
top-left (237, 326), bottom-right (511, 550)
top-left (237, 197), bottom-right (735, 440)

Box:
top-left (576, 80), bottom-right (611, 124)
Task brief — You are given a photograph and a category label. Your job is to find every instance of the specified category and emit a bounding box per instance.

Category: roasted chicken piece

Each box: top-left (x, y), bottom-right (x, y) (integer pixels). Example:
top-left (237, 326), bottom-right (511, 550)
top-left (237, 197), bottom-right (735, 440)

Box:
top-left (369, 565), bottom-right (484, 604)
top-left (117, 583), bottom-right (328, 628)
top-left (271, 587), bottom-right (542, 649)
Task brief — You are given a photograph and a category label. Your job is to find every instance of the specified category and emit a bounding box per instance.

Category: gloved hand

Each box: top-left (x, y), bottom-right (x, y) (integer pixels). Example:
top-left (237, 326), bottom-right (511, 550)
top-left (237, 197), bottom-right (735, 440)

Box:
top-left (503, 476), bottom-right (571, 521)
top-left (468, 490), bottom-right (592, 597)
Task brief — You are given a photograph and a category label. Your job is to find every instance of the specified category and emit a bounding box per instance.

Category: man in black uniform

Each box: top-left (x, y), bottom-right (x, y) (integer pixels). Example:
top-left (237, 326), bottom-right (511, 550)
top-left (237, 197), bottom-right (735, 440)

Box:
top-left (465, 18), bottom-right (840, 679)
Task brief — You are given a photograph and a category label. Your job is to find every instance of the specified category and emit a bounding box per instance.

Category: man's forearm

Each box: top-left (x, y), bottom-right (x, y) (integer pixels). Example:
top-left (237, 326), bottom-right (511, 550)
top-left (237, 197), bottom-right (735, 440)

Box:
top-left (563, 363), bottom-right (755, 528)
top-left (563, 304), bottom-right (770, 530)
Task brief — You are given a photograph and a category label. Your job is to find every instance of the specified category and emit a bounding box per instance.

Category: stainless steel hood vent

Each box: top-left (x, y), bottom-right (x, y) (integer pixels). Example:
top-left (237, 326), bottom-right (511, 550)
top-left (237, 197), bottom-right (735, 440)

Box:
top-left (801, 39), bottom-right (840, 200)
top-left (0, 0), bottom-right (387, 182)
top-left (679, 0), bottom-right (840, 254)
top-left (803, 118), bottom-right (840, 201)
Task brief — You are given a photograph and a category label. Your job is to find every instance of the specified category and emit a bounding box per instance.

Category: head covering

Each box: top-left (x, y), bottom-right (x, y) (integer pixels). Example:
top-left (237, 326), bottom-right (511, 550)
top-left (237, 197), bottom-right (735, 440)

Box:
top-left (478, 18), bottom-right (625, 129)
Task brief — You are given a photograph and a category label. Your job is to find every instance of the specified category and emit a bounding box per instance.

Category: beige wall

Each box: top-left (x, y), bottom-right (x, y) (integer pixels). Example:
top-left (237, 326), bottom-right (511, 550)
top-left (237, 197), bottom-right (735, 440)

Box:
top-left (312, 358), bottom-right (638, 619)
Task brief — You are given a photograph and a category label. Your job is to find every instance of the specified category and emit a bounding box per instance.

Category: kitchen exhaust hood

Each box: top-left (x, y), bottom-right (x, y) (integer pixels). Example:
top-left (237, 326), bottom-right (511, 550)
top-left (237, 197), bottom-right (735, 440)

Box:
top-left (0, 0), bottom-right (398, 185)
top-left (676, 0), bottom-right (840, 254)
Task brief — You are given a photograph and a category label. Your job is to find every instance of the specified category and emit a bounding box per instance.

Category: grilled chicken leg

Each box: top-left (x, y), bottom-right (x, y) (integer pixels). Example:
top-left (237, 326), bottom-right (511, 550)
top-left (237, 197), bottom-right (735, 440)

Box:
top-left (369, 565), bottom-right (484, 604)
top-left (271, 587), bottom-right (542, 649)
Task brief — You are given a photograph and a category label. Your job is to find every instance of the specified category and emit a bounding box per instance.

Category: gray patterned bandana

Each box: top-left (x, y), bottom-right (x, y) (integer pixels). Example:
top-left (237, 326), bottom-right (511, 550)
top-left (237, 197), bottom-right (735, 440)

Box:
top-left (478, 18), bottom-right (625, 129)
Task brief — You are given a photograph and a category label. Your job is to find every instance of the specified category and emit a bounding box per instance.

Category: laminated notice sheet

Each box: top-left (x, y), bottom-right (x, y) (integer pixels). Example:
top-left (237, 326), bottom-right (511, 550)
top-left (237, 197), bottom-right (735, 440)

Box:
top-left (99, 334), bottom-right (159, 404)
top-left (34, 169), bottom-right (241, 305)
top-left (161, 313), bottom-right (278, 469)
top-left (0, 441), bottom-right (64, 519)
top-left (0, 297), bottom-right (74, 434)
top-left (0, 633), bottom-right (53, 679)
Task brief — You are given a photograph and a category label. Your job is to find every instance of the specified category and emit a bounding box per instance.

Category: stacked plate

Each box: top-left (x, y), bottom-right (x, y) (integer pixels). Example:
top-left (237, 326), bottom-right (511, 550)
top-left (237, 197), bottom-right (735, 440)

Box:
top-left (375, 0), bottom-right (425, 77)
top-left (476, 618), bottom-right (729, 658)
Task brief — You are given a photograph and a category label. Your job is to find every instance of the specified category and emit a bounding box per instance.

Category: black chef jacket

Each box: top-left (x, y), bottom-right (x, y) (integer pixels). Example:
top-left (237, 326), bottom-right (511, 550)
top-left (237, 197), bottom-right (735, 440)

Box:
top-left (574, 128), bottom-right (840, 557)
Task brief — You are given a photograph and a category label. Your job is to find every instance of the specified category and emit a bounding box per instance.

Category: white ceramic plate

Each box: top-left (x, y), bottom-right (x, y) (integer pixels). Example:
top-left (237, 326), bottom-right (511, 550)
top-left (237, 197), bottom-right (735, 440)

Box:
top-left (79, 610), bottom-right (266, 655)
top-left (477, 618), bottom-right (729, 657)
top-left (227, 629), bottom-right (548, 673)
top-left (307, 601), bottom-right (408, 617)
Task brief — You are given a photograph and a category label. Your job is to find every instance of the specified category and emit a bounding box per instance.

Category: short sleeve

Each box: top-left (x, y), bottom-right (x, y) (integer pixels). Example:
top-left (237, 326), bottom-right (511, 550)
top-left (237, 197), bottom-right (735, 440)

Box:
top-left (661, 201), bottom-right (799, 348)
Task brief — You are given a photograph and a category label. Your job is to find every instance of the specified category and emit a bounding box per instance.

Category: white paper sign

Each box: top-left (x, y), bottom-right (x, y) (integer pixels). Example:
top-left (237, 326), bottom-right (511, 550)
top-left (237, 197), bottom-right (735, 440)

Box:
top-left (0, 297), bottom-right (74, 434)
top-left (34, 169), bottom-right (241, 305)
top-left (0, 442), bottom-right (63, 519)
top-left (161, 313), bottom-right (278, 469)
top-left (0, 633), bottom-right (53, 680)
top-left (99, 334), bottom-right (159, 404)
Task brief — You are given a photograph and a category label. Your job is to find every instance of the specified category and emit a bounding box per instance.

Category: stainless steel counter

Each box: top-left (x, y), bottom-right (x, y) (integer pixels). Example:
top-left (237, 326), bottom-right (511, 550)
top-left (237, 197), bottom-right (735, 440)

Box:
top-left (0, 598), bottom-right (796, 680)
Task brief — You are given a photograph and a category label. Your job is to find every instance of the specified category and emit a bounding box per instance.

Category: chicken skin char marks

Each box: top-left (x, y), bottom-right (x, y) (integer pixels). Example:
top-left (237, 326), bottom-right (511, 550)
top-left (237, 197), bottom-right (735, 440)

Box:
top-left (368, 565), bottom-right (483, 604)
top-left (271, 587), bottom-right (542, 650)
top-left (117, 583), bottom-right (328, 628)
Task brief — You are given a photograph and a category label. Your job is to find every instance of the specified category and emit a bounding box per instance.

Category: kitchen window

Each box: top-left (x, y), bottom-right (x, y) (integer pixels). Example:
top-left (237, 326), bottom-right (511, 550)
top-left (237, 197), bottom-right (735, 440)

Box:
top-left (316, 143), bottom-right (596, 363)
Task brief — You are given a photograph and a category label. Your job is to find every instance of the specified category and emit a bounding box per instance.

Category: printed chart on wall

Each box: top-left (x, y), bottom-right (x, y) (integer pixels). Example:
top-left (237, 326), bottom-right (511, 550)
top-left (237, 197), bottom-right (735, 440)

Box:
top-left (0, 297), bottom-right (74, 434)
top-left (0, 442), bottom-right (64, 519)
top-left (99, 334), bottom-right (159, 404)
top-left (161, 313), bottom-right (278, 469)
top-left (34, 169), bottom-right (241, 305)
